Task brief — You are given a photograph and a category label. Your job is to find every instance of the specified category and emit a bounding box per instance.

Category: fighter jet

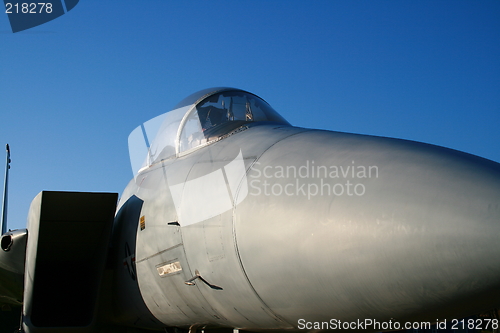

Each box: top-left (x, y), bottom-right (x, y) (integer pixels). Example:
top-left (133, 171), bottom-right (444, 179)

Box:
top-left (1, 87), bottom-right (500, 333)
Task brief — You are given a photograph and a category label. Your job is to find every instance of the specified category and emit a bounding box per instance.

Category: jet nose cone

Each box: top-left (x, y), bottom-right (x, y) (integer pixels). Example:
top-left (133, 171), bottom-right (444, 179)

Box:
top-left (236, 130), bottom-right (500, 327)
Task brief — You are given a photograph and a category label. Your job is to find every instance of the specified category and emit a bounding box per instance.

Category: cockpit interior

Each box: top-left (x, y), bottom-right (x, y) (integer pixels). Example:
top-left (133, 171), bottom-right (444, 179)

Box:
top-left (179, 90), bottom-right (289, 152)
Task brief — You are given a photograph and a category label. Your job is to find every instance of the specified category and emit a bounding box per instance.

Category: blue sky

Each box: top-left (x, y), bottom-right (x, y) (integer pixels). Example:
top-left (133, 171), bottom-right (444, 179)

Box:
top-left (1, 1), bottom-right (499, 231)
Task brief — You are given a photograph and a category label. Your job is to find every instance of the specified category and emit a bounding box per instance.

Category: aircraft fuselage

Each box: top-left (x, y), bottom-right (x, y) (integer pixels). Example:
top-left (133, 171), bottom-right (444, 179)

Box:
top-left (112, 121), bottom-right (500, 331)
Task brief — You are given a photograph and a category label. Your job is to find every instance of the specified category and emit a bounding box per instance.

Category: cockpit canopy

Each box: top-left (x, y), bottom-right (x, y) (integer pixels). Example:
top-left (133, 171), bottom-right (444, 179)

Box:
top-left (128, 88), bottom-right (289, 175)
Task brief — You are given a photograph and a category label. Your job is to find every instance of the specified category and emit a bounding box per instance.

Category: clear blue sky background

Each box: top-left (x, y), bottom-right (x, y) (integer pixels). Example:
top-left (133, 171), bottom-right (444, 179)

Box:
top-left (1, 1), bottom-right (499, 231)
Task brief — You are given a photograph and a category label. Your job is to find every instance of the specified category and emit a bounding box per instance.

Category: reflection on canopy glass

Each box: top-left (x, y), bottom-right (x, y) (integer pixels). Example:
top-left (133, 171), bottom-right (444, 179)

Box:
top-left (129, 89), bottom-right (290, 176)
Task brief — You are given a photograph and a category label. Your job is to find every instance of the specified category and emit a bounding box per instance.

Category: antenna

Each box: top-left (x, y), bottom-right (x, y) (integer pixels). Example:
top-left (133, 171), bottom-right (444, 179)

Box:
top-left (1, 144), bottom-right (11, 235)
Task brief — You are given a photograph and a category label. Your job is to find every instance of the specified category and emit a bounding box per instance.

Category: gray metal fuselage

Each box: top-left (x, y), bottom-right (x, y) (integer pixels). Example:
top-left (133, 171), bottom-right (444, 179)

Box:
top-left (112, 122), bottom-right (500, 331)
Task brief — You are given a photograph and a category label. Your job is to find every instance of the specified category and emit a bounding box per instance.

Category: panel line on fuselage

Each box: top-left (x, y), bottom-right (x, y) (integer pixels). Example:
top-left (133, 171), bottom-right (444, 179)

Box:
top-left (135, 242), bottom-right (183, 264)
